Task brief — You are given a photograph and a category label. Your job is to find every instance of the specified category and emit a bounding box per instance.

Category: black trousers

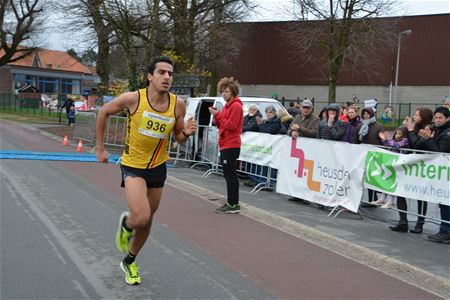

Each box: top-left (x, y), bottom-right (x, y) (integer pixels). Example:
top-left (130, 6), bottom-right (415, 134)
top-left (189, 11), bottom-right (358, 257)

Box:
top-left (220, 148), bottom-right (240, 206)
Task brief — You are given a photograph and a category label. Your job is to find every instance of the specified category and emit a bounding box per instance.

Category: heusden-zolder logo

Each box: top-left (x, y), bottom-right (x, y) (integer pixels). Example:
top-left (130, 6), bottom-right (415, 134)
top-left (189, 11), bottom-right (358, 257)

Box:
top-left (290, 138), bottom-right (321, 192)
top-left (365, 151), bottom-right (399, 193)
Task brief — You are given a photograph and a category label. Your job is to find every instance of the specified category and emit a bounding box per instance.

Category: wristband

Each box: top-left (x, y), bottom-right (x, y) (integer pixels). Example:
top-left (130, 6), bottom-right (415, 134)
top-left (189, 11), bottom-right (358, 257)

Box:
top-left (182, 130), bottom-right (191, 138)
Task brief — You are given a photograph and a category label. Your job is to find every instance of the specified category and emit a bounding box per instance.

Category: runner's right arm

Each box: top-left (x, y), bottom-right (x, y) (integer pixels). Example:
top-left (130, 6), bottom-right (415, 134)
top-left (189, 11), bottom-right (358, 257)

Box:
top-left (95, 92), bottom-right (138, 163)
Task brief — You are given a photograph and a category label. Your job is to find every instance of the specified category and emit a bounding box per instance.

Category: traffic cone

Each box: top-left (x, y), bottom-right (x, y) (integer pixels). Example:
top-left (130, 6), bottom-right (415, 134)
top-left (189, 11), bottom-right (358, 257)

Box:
top-left (75, 140), bottom-right (84, 152)
top-left (62, 135), bottom-right (69, 146)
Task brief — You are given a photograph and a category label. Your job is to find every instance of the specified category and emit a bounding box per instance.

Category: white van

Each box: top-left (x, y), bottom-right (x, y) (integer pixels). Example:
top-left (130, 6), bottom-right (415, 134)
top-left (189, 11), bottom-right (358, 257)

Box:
top-left (184, 96), bottom-right (288, 161)
top-left (185, 96), bottom-right (287, 126)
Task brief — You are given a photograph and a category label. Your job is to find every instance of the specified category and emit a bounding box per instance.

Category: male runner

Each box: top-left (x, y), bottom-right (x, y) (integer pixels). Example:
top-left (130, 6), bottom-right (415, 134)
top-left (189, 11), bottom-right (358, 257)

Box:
top-left (95, 56), bottom-right (197, 285)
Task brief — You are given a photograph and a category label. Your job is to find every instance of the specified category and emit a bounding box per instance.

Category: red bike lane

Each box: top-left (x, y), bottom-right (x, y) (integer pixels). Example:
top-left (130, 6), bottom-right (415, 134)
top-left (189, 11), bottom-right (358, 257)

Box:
top-left (1, 120), bottom-right (439, 299)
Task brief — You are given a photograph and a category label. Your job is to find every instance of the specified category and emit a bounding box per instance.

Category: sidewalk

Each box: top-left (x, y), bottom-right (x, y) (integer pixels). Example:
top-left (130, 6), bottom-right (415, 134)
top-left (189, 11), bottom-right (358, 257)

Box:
top-left (167, 165), bottom-right (450, 280)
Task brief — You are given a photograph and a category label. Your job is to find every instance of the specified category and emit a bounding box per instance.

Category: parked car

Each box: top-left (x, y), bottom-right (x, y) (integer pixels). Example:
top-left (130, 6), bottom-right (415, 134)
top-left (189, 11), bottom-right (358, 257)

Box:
top-left (184, 96), bottom-right (288, 162)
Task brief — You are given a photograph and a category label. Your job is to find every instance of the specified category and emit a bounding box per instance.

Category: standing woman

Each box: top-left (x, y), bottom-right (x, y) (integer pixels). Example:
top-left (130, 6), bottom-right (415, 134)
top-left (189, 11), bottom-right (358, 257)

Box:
top-left (356, 107), bottom-right (385, 204)
top-left (390, 107), bottom-right (433, 232)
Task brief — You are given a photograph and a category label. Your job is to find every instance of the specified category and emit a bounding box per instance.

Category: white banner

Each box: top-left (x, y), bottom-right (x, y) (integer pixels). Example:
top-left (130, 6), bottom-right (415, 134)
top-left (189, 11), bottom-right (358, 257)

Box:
top-left (363, 148), bottom-right (450, 205)
top-left (276, 136), bottom-right (366, 212)
top-left (239, 132), bottom-right (285, 168)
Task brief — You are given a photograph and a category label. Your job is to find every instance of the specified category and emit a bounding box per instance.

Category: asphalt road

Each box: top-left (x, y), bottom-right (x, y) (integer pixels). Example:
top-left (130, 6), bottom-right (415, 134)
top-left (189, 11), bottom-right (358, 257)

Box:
top-left (0, 119), bottom-right (445, 299)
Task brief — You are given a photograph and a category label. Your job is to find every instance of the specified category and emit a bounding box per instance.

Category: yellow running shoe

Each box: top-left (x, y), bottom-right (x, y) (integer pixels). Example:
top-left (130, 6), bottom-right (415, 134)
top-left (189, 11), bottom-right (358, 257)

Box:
top-left (120, 261), bottom-right (141, 285)
top-left (116, 212), bottom-right (132, 253)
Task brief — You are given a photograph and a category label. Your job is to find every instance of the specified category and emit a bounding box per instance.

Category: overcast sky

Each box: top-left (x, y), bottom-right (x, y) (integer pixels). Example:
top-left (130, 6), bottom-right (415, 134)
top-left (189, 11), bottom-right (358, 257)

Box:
top-left (41, 0), bottom-right (450, 52)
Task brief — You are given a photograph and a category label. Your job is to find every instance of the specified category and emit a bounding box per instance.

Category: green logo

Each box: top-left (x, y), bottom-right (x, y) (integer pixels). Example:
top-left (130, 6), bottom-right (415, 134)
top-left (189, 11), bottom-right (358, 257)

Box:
top-left (365, 151), bottom-right (398, 192)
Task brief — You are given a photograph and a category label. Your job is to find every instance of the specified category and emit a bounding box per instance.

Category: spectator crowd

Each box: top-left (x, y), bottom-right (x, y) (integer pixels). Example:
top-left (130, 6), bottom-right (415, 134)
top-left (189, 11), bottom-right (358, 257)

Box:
top-left (240, 98), bottom-right (450, 244)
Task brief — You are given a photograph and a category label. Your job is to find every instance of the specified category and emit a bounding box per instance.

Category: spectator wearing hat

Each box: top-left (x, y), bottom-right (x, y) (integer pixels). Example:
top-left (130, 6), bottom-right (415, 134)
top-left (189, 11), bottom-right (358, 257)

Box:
top-left (287, 99), bottom-right (320, 204)
top-left (287, 99), bottom-right (320, 139)
top-left (317, 103), bottom-right (347, 140)
top-left (415, 107), bottom-right (450, 243)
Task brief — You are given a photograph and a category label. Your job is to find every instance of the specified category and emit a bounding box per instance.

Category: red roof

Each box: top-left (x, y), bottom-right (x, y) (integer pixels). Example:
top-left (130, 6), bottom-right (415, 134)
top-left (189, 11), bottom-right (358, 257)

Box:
top-left (1, 46), bottom-right (94, 75)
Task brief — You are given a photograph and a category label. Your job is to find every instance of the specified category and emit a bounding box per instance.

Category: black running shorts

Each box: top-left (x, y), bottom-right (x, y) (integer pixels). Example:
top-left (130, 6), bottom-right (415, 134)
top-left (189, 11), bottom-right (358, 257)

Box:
top-left (120, 163), bottom-right (167, 189)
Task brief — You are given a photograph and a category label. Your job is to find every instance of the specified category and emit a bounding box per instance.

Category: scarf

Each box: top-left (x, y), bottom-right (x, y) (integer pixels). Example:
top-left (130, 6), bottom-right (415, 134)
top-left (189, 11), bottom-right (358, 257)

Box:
top-left (359, 116), bottom-right (376, 141)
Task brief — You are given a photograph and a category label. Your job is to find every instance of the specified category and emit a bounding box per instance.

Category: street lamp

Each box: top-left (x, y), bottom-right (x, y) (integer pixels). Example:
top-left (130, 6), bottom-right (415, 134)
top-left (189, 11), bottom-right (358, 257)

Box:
top-left (393, 29), bottom-right (412, 125)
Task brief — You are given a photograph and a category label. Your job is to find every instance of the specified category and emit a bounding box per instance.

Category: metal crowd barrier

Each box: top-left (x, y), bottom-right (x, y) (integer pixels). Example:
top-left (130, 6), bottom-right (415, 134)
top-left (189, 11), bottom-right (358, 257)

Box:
top-left (103, 115), bottom-right (127, 147)
top-left (73, 112), bottom-right (97, 146)
top-left (72, 114), bottom-right (447, 227)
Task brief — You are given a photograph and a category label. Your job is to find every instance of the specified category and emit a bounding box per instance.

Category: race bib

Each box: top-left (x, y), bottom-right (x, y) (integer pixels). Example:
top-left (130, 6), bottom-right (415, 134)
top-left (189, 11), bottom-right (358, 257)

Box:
top-left (138, 110), bottom-right (174, 139)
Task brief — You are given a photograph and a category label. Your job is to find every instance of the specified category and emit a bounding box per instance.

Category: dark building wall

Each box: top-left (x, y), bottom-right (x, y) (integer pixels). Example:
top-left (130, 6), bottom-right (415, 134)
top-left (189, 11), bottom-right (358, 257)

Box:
top-left (224, 14), bottom-right (450, 86)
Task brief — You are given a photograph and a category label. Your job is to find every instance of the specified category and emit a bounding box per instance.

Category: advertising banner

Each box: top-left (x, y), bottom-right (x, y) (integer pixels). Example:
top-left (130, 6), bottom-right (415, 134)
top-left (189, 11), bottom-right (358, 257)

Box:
top-left (276, 136), bottom-right (366, 213)
top-left (239, 132), bottom-right (285, 168)
top-left (363, 148), bottom-right (450, 205)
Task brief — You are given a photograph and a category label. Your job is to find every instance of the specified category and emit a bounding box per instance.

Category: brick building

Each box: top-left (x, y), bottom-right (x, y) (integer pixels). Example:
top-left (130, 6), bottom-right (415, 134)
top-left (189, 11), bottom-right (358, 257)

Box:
top-left (0, 46), bottom-right (97, 96)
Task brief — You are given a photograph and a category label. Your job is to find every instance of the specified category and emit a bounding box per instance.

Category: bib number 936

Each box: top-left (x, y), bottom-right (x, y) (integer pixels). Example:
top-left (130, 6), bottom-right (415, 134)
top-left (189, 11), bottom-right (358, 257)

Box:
top-left (146, 120), bottom-right (166, 133)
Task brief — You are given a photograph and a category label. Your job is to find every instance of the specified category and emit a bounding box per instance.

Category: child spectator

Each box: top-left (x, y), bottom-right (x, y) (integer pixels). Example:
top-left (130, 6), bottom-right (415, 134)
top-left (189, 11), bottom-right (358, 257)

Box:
top-left (68, 106), bottom-right (76, 126)
top-left (339, 104), bottom-right (349, 123)
top-left (373, 127), bottom-right (409, 208)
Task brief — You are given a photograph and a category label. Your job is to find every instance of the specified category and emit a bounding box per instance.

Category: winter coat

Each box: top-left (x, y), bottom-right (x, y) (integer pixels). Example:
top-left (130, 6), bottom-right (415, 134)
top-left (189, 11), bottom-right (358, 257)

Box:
top-left (342, 117), bottom-right (361, 143)
top-left (287, 113), bottom-right (320, 138)
top-left (279, 114), bottom-right (294, 134)
top-left (416, 121), bottom-right (450, 153)
top-left (355, 122), bottom-right (384, 145)
top-left (242, 111), bottom-right (262, 132)
top-left (258, 117), bottom-right (282, 135)
top-left (317, 119), bottom-right (347, 141)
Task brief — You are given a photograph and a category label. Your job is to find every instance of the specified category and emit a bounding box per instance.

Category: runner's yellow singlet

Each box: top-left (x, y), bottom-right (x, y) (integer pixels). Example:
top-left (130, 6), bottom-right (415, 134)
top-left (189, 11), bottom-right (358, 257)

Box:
top-left (121, 88), bottom-right (176, 169)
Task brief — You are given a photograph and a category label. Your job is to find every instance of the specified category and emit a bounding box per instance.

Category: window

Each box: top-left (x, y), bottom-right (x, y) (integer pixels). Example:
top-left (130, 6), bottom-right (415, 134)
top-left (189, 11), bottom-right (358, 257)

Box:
top-left (38, 77), bottom-right (59, 94)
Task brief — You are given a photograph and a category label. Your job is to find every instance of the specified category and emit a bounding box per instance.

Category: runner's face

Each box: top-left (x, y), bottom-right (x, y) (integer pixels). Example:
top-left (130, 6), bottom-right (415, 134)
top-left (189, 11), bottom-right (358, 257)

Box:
top-left (148, 62), bottom-right (173, 93)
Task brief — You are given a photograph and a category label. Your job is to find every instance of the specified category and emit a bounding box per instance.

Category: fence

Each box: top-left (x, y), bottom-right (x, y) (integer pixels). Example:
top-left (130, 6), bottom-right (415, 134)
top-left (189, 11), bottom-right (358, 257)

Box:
top-left (279, 99), bottom-right (443, 128)
top-left (73, 112), bottom-right (97, 146)
top-left (0, 92), bottom-right (95, 123)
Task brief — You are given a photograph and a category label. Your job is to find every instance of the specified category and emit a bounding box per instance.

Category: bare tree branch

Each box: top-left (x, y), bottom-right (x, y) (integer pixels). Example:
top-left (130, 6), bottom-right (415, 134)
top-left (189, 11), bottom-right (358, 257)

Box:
top-left (0, 0), bottom-right (43, 66)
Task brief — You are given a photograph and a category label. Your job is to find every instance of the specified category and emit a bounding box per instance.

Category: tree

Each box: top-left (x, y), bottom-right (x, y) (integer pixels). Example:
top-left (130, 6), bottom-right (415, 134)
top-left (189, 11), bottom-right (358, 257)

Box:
top-left (0, 0), bottom-right (43, 67)
top-left (59, 0), bottom-right (112, 94)
top-left (287, 0), bottom-right (399, 103)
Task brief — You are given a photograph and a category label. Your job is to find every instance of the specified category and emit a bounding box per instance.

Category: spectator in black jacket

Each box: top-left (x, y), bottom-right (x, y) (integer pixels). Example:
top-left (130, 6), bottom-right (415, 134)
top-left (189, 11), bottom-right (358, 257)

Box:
top-left (257, 105), bottom-right (282, 134)
top-left (317, 103), bottom-right (347, 140)
top-left (390, 107), bottom-right (433, 233)
top-left (242, 104), bottom-right (262, 132)
top-left (417, 107), bottom-right (450, 243)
